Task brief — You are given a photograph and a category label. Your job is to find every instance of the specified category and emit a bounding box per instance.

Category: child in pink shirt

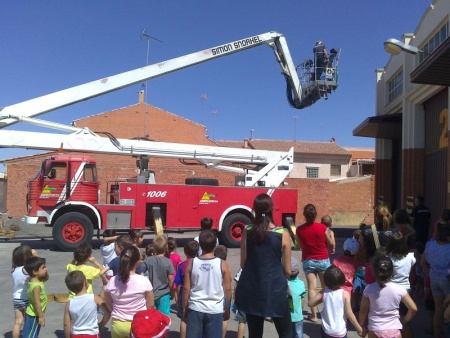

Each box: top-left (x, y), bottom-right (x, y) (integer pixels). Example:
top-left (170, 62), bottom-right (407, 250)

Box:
top-left (359, 255), bottom-right (417, 338)
top-left (167, 237), bottom-right (182, 302)
top-left (332, 238), bottom-right (359, 295)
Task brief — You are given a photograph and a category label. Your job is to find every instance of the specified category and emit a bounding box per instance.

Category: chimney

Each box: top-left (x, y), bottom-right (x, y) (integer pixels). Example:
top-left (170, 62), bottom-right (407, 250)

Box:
top-left (139, 89), bottom-right (145, 103)
top-left (244, 138), bottom-right (249, 148)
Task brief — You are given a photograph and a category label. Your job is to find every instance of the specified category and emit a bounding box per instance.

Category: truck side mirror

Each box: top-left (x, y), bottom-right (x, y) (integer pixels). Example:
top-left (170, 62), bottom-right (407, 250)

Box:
top-left (47, 168), bottom-right (56, 179)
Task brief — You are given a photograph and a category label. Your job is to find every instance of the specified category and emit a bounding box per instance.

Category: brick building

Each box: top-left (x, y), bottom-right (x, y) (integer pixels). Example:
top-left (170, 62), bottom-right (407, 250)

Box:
top-left (354, 0), bottom-right (450, 221)
top-left (2, 92), bottom-right (374, 225)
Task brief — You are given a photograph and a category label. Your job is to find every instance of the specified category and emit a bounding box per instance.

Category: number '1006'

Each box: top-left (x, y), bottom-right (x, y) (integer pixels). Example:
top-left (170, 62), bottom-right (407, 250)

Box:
top-left (146, 191), bottom-right (167, 198)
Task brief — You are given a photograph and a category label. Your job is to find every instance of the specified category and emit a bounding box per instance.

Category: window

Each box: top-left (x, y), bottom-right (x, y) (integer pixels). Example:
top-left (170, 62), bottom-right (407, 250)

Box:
top-left (306, 167), bottom-right (319, 178)
top-left (420, 22), bottom-right (449, 63)
top-left (387, 70), bottom-right (403, 102)
top-left (83, 164), bottom-right (97, 182)
top-left (330, 164), bottom-right (341, 176)
top-left (46, 163), bottom-right (66, 180)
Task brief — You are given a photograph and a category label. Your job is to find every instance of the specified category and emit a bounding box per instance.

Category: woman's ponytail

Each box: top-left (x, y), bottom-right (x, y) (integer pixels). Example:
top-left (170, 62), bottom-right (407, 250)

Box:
top-left (118, 245), bottom-right (141, 284)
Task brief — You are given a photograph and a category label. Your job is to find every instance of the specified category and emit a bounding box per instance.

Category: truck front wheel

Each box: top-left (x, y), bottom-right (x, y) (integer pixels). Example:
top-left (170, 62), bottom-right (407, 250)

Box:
top-left (220, 214), bottom-right (251, 248)
top-left (52, 212), bottom-right (94, 251)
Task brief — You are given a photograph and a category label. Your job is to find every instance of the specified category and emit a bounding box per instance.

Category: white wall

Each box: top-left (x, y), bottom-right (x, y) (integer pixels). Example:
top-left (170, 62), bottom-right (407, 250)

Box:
top-left (289, 153), bottom-right (350, 179)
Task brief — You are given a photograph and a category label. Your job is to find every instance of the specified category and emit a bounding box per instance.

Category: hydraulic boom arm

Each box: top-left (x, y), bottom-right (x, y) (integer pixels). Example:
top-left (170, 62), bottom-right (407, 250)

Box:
top-left (0, 128), bottom-right (294, 187)
top-left (0, 31), bottom-right (307, 129)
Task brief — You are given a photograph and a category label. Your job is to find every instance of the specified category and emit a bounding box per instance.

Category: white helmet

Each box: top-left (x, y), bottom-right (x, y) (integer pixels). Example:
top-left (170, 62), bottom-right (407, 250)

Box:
top-left (316, 40), bottom-right (323, 46)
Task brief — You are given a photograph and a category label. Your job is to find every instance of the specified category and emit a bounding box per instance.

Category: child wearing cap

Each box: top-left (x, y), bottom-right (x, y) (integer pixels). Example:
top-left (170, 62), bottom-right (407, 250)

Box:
top-left (288, 257), bottom-right (306, 338)
top-left (332, 238), bottom-right (360, 295)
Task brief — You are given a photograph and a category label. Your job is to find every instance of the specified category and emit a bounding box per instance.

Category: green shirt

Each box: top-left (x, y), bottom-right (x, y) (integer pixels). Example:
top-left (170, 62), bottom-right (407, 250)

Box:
top-left (25, 281), bottom-right (47, 317)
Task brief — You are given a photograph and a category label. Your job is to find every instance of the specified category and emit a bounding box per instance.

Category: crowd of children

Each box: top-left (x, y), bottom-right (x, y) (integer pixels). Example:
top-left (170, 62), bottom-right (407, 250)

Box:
top-left (10, 198), bottom-right (450, 338)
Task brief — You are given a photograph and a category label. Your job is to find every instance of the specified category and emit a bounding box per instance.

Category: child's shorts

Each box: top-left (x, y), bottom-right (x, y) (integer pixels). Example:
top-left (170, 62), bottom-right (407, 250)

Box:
top-left (176, 299), bottom-right (183, 319)
top-left (234, 309), bottom-right (246, 324)
top-left (13, 298), bottom-right (28, 311)
top-left (155, 293), bottom-right (171, 316)
top-left (430, 278), bottom-right (450, 296)
top-left (232, 303), bottom-right (246, 323)
top-left (111, 318), bottom-right (132, 338)
top-left (353, 275), bottom-right (365, 292)
top-left (302, 258), bottom-right (330, 275)
top-left (372, 329), bottom-right (401, 338)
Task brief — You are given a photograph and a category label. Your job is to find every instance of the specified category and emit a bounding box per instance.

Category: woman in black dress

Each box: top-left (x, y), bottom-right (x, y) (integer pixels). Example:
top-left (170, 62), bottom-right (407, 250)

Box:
top-left (235, 193), bottom-right (292, 338)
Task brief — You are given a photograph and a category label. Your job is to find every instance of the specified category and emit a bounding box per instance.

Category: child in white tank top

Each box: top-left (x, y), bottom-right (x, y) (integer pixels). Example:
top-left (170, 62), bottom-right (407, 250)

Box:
top-left (64, 270), bottom-right (111, 337)
top-left (183, 229), bottom-right (232, 338)
top-left (308, 265), bottom-right (363, 338)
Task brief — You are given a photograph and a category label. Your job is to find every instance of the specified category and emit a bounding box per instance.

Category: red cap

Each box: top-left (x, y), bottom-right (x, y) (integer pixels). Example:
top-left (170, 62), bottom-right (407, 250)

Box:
top-left (130, 308), bottom-right (171, 338)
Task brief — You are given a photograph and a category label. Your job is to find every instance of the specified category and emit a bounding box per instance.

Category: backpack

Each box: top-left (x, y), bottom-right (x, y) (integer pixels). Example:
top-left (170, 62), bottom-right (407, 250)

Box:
top-left (130, 308), bottom-right (171, 338)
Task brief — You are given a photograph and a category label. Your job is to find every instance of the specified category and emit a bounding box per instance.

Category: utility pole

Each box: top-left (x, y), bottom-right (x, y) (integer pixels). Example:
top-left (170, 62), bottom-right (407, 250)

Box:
top-left (211, 110), bottom-right (218, 141)
top-left (200, 94), bottom-right (208, 125)
top-left (293, 115), bottom-right (299, 141)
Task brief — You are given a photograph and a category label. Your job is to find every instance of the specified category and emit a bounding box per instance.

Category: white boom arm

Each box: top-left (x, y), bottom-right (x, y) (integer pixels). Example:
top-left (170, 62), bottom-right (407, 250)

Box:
top-left (0, 31), bottom-right (307, 128)
top-left (0, 128), bottom-right (293, 187)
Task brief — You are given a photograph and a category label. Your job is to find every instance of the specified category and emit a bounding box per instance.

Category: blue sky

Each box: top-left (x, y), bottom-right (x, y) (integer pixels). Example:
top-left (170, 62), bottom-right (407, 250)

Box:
top-left (0, 1), bottom-right (428, 171)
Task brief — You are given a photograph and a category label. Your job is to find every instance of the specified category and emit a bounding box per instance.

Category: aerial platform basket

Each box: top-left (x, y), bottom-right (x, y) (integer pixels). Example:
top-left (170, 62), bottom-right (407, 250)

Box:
top-left (297, 47), bottom-right (341, 106)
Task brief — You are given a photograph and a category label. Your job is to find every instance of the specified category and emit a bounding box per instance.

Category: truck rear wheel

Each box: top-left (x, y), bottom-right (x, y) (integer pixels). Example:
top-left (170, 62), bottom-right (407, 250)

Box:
top-left (52, 212), bottom-right (94, 251)
top-left (220, 214), bottom-right (251, 248)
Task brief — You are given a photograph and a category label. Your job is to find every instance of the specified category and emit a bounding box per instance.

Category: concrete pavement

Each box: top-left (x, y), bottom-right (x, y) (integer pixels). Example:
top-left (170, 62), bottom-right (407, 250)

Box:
top-left (0, 225), bottom-right (442, 337)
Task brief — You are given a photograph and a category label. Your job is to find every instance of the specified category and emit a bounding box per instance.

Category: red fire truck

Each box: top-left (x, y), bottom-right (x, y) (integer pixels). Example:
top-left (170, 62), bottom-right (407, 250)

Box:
top-left (0, 31), bottom-right (339, 250)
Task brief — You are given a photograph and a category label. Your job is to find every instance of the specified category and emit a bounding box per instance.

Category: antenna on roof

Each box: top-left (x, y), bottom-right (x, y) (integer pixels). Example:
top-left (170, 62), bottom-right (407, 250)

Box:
top-left (140, 29), bottom-right (163, 139)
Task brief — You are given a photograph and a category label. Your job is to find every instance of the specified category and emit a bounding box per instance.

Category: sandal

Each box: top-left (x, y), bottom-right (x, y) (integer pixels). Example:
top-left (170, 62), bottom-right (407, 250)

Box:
top-left (305, 314), bottom-right (318, 323)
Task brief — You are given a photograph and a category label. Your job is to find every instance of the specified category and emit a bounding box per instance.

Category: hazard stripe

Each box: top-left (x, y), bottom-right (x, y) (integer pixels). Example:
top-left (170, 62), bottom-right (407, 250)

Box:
top-left (57, 162), bottom-right (86, 203)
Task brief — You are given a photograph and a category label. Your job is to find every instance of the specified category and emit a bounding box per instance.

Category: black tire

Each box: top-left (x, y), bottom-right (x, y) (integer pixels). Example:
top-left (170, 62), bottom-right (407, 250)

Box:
top-left (185, 177), bottom-right (219, 186)
top-left (220, 213), bottom-right (251, 248)
top-left (52, 212), bottom-right (94, 251)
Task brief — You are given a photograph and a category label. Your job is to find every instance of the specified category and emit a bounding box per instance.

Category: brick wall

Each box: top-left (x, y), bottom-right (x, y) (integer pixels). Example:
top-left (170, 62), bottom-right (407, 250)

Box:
top-left (284, 177), bottom-right (374, 225)
top-left (5, 154), bottom-right (50, 216)
top-left (328, 176), bottom-right (375, 225)
top-left (74, 103), bottom-right (214, 146)
top-left (285, 178), bottom-right (329, 222)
